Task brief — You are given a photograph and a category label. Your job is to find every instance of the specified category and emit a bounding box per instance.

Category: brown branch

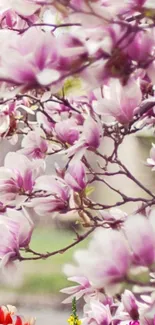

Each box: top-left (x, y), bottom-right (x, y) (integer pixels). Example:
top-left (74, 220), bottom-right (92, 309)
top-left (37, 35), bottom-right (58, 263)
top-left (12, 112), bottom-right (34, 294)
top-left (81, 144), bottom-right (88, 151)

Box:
top-left (19, 226), bottom-right (96, 261)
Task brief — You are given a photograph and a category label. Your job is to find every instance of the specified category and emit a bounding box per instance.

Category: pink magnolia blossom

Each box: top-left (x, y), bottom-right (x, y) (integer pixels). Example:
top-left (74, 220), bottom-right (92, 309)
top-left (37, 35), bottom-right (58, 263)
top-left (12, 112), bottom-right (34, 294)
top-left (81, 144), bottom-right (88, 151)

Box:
top-left (82, 300), bottom-right (112, 325)
top-left (122, 290), bottom-right (139, 320)
top-left (54, 119), bottom-right (79, 145)
top-left (0, 152), bottom-right (45, 205)
top-left (140, 299), bottom-right (155, 325)
top-left (124, 214), bottom-right (155, 266)
top-left (57, 33), bottom-right (88, 71)
top-left (60, 276), bottom-right (92, 303)
top-left (99, 208), bottom-right (127, 222)
top-left (0, 6), bottom-right (38, 29)
top-left (84, 229), bottom-right (131, 293)
top-left (63, 117), bottom-right (102, 160)
top-left (126, 30), bottom-right (155, 62)
top-left (69, 0), bottom-right (128, 26)
top-left (63, 228), bottom-right (131, 297)
top-left (0, 29), bottom-right (60, 87)
top-left (0, 0), bottom-right (40, 17)
top-left (37, 111), bottom-right (54, 135)
top-left (0, 102), bottom-right (17, 138)
top-left (64, 161), bottom-right (86, 191)
top-left (128, 0), bottom-right (155, 9)
top-left (19, 129), bottom-right (48, 159)
top-left (93, 78), bottom-right (142, 124)
top-left (0, 208), bottom-right (33, 268)
top-left (30, 176), bottom-right (70, 216)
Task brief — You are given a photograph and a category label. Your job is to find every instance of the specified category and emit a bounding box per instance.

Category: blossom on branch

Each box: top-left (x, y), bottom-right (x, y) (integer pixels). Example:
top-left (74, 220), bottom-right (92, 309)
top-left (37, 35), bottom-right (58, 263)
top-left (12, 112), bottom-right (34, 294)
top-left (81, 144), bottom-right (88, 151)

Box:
top-left (0, 208), bottom-right (33, 268)
top-left (0, 152), bottom-right (45, 206)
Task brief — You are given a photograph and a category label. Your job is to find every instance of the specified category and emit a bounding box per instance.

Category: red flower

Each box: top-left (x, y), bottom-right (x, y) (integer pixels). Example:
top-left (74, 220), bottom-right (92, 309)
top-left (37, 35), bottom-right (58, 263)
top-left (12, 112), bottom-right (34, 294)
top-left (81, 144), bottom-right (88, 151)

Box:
top-left (0, 305), bottom-right (35, 325)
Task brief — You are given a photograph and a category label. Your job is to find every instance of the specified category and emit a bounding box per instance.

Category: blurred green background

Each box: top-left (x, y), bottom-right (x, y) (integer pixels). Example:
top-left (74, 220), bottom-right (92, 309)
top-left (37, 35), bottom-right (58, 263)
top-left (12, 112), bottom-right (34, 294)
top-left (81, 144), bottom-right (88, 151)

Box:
top-left (0, 227), bottom-right (89, 307)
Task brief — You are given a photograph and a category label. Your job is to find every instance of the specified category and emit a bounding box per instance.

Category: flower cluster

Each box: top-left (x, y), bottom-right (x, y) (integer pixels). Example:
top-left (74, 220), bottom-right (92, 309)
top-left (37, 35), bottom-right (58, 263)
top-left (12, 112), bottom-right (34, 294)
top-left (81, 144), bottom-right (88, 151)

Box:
top-left (1, 0), bottom-right (155, 324)
top-left (62, 213), bottom-right (155, 324)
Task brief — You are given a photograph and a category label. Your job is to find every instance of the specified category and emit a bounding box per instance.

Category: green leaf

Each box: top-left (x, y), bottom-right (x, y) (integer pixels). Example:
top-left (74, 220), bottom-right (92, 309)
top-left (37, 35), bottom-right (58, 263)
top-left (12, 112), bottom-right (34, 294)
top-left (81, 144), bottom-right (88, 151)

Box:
top-left (59, 77), bottom-right (83, 96)
top-left (85, 186), bottom-right (95, 196)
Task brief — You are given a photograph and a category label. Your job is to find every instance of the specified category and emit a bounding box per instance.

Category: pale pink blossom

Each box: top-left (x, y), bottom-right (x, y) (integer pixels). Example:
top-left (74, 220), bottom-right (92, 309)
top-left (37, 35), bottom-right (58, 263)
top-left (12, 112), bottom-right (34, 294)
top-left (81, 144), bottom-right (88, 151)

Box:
top-left (63, 117), bottom-right (102, 160)
top-left (0, 29), bottom-right (60, 87)
top-left (128, 0), bottom-right (155, 9)
top-left (140, 299), bottom-right (155, 325)
top-left (0, 7), bottom-right (37, 29)
top-left (37, 111), bottom-right (54, 135)
top-left (0, 208), bottom-right (33, 268)
top-left (93, 78), bottom-right (142, 124)
top-left (124, 214), bottom-right (155, 266)
top-left (63, 228), bottom-right (131, 296)
top-left (55, 119), bottom-right (79, 145)
top-left (82, 300), bottom-right (112, 325)
top-left (99, 208), bottom-right (127, 222)
top-left (69, 0), bottom-right (128, 26)
top-left (30, 176), bottom-right (70, 216)
top-left (64, 161), bottom-right (86, 192)
top-left (57, 33), bottom-right (88, 70)
top-left (84, 229), bottom-right (131, 293)
top-left (0, 102), bottom-right (18, 138)
top-left (126, 30), bottom-right (155, 62)
top-left (0, 0), bottom-right (40, 17)
top-left (18, 129), bottom-right (48, 159)
top-left (0, 152), bottom-right (45, 205)
top-left (60, 276), bottom-right (92, 303)
top-left (122, 290), bottom-right (139, 320)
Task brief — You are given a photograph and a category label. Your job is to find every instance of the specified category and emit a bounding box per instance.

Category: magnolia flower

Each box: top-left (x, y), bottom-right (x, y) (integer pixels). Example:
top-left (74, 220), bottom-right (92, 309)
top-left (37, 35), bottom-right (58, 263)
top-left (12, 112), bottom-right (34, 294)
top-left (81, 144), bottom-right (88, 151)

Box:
top-left (122, 290), bottom-right (139, 320)
top-left (93, 79), bottom-right (142, 124)
top-left (57, 33), bottom-right (88, 71)
top-left (84, 229), bottom-right (131, 293)
top-left (99, 208), bottom-right (127, 222)
top-left (55, 119), bottom-right (79, 145)
top-left (0, 102), bottom-right (18, 138)
top-left (128, 0), bottom-right (155, 9)
top-left (30, 175), bottom-right (70, 216)
top-left (63, 117), bottom-right (102, 160)
top-left (69, 0), bottom-right (128, 26)
top-left (140, 299), bottom-right (155, 325)
top-left (126, 30), bottom-right (154, 62)
top-left (37, 111), bottom-right (54, 135)
top-left (64, 161), bottom-right (86, 192)
top-left (124, 214), bottom-right (155, 266)
top-left (82, 300), bottom-right (112, 325)
top-left (19, 129), bottom-right (48, 159)
top-left (60, 276), bottom-right (92, 303)
top-left (0, 0), bottom-right (40, 17)
top-left (0, 208), bottom-right (33, 268)
top-left (0, 29), bottom-right (60, 87)
top-left (63, 228), bottom-right (131, 298)
top-left (0, 152), bottom-right (45, 205)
